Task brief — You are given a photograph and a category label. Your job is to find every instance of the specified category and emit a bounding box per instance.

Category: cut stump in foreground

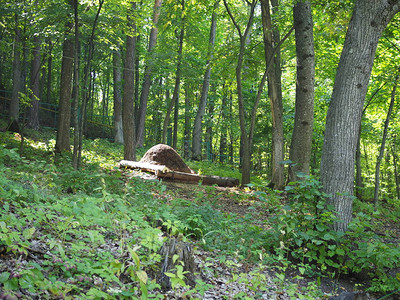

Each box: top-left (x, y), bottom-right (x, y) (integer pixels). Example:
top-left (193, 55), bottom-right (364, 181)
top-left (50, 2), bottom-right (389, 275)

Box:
top-left (119, 144), bottom-right (239, 187)
top-left (158, 238), bottom-right (196, 290)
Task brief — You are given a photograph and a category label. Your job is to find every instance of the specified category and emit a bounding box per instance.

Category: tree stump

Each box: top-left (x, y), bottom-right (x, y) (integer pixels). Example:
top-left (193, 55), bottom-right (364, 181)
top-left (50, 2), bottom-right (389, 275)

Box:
top-left (158, 238), bottom-right (196, 290)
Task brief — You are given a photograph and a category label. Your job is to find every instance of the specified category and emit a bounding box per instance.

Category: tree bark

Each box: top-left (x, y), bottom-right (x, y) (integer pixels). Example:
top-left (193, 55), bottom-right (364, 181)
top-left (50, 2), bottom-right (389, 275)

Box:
top-left (162, 88), bottom-right (172, 144)
top-left (172, 77), bottom-right (180, 149)
top-left (373, 70), bottom-right (398, 208)
top-left (74, 0), bottom-right (104, 169)
top-left (320, 0), bottom-right (400, 232)
top-left (288, 1), bottom-right (315, 183)
top-left (205, 92), bottom-right (215, 160)
top-left (183, 82), bottom-right (191, 159)
top-left (392, 139), bottom-right (400, 200)
top-left (136, 0), bottom-right (163, 147)
top-left (55, 20), bottom-right (74, 153)
top-left (262, 0), bottom-right (285, 190)
top-left (134, 33), bottom-right (140, 122)
top-left (10, 17), bottom-right (22, 121)
top-left (113, 46), bottom-right (123, 144)
top-left (122, 2), bottom-right (137, 161)
top-left (46, 40), bottom-right (53, 103)
top-left (219, 86), bottom-right (227, 162)
top-left (191, 0), bottom-right (219, 160)
top-left (355, 84), bottom-right (385, 199)
top-left (71, 0), bottom-right (80, 169)
top-left (164, 1), bottom-right (185, 148)
top-left (27, 36), bottom-right (41, 130)
top-left (355, 127), bottom-right (364, 199)
top-left (223, 0), bottom-right (257, 185)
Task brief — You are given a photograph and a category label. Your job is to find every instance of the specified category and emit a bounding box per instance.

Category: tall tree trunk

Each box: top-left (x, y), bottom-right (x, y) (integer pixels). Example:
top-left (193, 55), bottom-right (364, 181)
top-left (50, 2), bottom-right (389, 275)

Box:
top-left (154, 77), bottom-right (164, 143)
top-left (355, 127), bottom-right (364, 199)
top-left (46, 40), bottom-right (53, 103)
top-left (122, 2), bottom-right (137, 161)
top-left (113, 46), bottom-right (123, 144)
top-left (205, 92), bottom-right (215, 160)
top-left (167, 1), bottom-right (185, 149)
top-left (288, 1), bottom-right (315, 183)
top-left (72, 0), bottom-right (80, 169)
top-left (172, 80), bottom-right (179, 149)
top-left (55, 20), bottom-right (74, 153)
top-left (134, 33), bottom-right (140, 122)
top-left (191, 0), bottom-right (219, 160)
top-left (228, 92), bottom-right (234, 164)
top-left (392, 139), bottom-right (400, 200)
top-left (183, 82), bottom-right (191, 159)
top-left (162, 88), bottom-right (172, 144)
top-left (136, 0), bottom-right (163, 147)
top-left (355, 84), bottom-right (385, 198)
top-left (262, 0), bottom-right (285, 190)
top-left (27, 36), bottom-right (41, 130)
top-left (373, 70), bottom-right (398, 208)
top-left (219, 86), bottom-right (227, 162)
top-left (10, 16), bottom-right (22, 121)
top-left (320, 0), bottom-right (400, 232)
top-left (74, 0), bottom-right (104, 169)
top-left (223, 0), bottom-right (257, 185)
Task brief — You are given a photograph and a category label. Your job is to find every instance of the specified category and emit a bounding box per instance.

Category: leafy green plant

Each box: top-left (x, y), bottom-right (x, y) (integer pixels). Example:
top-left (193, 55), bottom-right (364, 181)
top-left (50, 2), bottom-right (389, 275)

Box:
top-left (345, 213), bottom-right (400, 293)
top-left (164, 260), bottom-right (189, 289)
top-left (268, 175), bottom-right (347, 274)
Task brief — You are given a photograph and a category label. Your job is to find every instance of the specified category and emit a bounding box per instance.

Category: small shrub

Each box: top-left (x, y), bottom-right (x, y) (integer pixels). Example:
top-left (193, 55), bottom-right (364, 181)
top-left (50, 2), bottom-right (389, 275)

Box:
top-left (268, 175), bottom-right (346, 275)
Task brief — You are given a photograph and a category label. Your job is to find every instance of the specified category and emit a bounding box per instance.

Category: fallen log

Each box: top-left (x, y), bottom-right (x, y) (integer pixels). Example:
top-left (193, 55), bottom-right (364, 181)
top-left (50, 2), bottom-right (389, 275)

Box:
top-left (119, 160), bottom-right (239, 187)
top-left (119, 160), bottom-right (170, 174)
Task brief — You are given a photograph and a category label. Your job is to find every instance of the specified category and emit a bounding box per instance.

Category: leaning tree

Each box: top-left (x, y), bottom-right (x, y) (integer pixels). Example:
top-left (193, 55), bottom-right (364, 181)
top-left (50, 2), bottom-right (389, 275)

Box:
top-left (320, 0), bottom-right (400, 232)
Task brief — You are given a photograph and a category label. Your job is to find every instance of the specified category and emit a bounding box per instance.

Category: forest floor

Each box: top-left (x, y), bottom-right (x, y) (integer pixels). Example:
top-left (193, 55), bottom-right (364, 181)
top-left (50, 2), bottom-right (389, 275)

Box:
top-left (1, 128), bottom-right (399, 299)
top-left (131, 172), bottom-right (396, 299)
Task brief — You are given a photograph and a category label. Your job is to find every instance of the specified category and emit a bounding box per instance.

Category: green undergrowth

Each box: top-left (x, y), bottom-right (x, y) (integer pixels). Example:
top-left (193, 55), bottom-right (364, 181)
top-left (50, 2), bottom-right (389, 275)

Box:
top-left (0, 130), bottom-right (399, 299)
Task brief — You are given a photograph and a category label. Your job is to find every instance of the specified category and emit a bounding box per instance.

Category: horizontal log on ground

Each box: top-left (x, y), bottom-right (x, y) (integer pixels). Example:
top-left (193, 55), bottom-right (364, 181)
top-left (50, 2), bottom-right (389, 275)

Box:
top-left (157, 170), bottom-right (239, 187)
top-left (119, 160), bottom-right (170, 173)
top-left (119, 160), bottom-right (239, 187)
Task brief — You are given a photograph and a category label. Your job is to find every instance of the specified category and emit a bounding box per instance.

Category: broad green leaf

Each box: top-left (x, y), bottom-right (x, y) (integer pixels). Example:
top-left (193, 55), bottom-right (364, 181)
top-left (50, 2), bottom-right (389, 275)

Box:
top-left (0, 272), bottom-right (10, 283)
top-left (23, 227), bottom-right (35, 240)
top-left (4, 277), bottom-right (19, 290)
top-left (136, 270), bottom-right (148, 284)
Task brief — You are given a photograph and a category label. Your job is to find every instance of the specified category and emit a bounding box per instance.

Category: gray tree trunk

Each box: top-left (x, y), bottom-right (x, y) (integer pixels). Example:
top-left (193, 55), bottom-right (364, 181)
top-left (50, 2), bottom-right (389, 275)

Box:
top-left (113, 47), bottom-right (123, 144)
top-left (262, 0), bottom-right (284, 189)
top-left (191, 0), bottom-right (219, 160)
top-left (183, 82), bottom-right (191, 159)
top-left (223, 0), bottom-right (257, 185)
top-left (205, 92), bottom-right (215, 160)
top-left (320, 0), bottom-right (400, 232)
top-left (219, 86), bottom-right (227, 162)
top-left (355, 84), bottom-right (385, 199)
top-left (74, 0), bottom-right (103, 169)
top-left (374, 70), bottom-right (398, 208)
top-left (27, 36), bottom-right (41, 130)
top-left (10, 17), bottom-right (22, 121)
top-left (161, 88), bottom-right (172, 144)
top-left (46, 40), bottom-right (53, 103)
top-left (355, 127), bottom-right (364, 199)
top-left (163, 1), bottom-right (185, 147)
top-left (136, 0), bottom-right (163, 147)
top-left (72, 0), bottom-right (80, 169)
top-left (55, 24), bottom-right (74, 153)
top-left (392, 140), bottom-right (400, 200)
top-left (122, 2), bottom-right (137, 161)
top-left (288, 1), bottom-right (315, 183)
